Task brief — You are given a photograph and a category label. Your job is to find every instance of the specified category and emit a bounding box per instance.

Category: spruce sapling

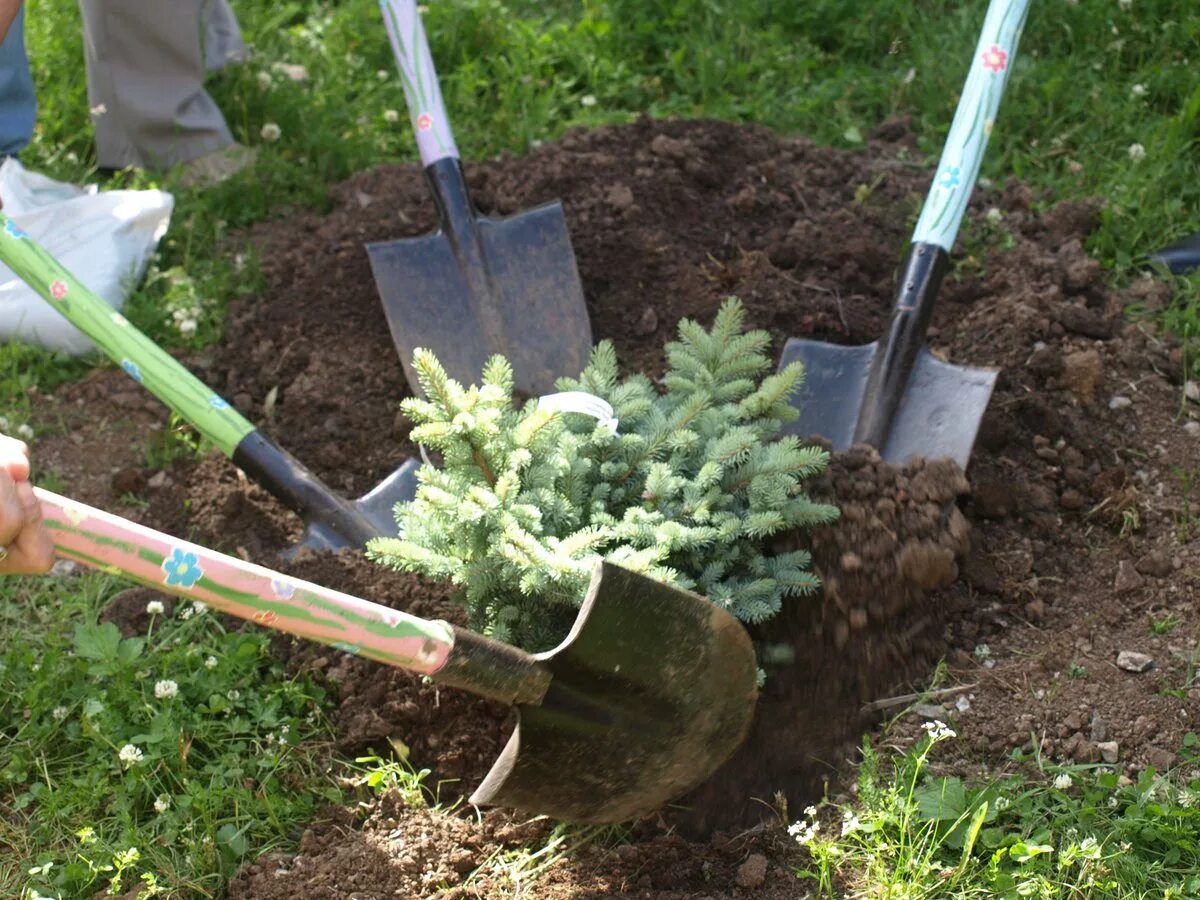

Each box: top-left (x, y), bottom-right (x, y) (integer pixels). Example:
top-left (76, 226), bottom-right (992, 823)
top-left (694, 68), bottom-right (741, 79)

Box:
top-left (368, 298), bottom-right (838, 649)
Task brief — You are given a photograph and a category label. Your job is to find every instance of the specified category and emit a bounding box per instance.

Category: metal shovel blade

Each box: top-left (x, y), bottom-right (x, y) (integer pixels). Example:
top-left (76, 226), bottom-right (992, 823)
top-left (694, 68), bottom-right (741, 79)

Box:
top-left (367, 200), bottom-right (592, 398)
top-left (779, 338), bottom-right (997, 469)
top-left (295, 457), bottom-right (420, 552)
top-left (470, 563), bottom-right (758, 824)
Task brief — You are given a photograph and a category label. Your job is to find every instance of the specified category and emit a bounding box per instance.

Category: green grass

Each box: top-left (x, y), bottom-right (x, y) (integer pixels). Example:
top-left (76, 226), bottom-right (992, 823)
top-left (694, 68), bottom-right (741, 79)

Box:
top-left (3, 0), bottom-right (1200, 895)
top-left (1, 573), bottom-right (341, 898)
top-left (793, 726), bottom-right (1200, 898)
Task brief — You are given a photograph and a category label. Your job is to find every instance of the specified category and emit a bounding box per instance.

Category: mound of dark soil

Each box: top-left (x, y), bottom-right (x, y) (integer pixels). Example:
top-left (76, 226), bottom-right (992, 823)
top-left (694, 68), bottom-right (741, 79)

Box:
top-left (32, 117), bottom-right (1199, 897)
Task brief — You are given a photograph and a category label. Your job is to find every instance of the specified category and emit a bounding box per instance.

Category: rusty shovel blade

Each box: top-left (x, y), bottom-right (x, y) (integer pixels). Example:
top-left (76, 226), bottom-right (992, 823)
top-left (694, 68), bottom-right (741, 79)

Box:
top-left (469, 562), bottom-right (759, 824)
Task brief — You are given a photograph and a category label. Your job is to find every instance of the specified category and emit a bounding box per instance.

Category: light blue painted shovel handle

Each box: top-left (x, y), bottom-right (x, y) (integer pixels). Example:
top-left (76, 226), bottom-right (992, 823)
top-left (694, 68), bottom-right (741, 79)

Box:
top-left (380, 0), bottom-right (459, 167)
top-left (911, 0), bottom-right (1030, 251)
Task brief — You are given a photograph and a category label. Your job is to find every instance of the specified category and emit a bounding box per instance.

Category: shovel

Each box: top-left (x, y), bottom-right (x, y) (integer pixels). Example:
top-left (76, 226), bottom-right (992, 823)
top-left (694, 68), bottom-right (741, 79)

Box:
top-left (366, 0), bottom-right (592, 398)
top-left (779, 0), bottom-right (1030, 469)
top-left (38, 487), bottom-right (758, 823)
top-left (0, 216), bottom-right (416, 551)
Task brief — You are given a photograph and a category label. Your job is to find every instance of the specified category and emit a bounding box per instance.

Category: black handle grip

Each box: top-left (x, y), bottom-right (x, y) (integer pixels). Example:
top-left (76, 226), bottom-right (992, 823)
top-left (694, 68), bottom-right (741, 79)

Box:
top-left (853, 242), bottom-right (950, 448)
top-left (232, 431), bottom-right (385, 548)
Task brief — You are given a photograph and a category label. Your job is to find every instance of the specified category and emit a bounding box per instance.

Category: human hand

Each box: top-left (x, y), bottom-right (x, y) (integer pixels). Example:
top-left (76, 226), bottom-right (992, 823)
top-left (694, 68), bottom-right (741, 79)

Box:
top-left (0, 433), bottom-right (55, 575)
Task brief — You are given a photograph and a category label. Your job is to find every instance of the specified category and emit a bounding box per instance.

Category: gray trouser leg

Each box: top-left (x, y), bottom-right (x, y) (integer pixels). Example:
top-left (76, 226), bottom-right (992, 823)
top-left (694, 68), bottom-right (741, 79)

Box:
top-left (78, 0), bottom-right (243, 169)
top-left (204, 0), bottom-right (247, 71)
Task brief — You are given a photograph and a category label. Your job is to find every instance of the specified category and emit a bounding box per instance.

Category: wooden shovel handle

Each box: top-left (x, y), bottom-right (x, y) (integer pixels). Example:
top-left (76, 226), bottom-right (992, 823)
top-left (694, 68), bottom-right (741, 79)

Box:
top-left (37, 487), bottom-right (455, 674)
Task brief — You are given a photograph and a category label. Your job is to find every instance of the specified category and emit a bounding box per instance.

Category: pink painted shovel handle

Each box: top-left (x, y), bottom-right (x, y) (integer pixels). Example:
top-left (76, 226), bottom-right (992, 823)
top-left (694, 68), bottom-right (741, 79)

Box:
top-left (37, 488), bottom-right (454, 674)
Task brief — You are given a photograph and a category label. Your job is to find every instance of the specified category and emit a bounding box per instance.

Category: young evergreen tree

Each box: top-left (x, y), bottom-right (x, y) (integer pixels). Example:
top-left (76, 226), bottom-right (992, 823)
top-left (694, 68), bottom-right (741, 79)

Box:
top-left (367, 298), bottom-right (839, 650)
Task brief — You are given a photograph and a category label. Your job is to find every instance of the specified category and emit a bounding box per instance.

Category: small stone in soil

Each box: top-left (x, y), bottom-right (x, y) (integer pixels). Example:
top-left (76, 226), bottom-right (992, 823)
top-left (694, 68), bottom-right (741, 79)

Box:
top-left (1134, 550), bottom-right (1173, 578)
top-left (1113, 560), bottom-right (1145, 593)
top-left (1185, 380), bottom-right (1199, 403)
top-left (1185, 421), bottom-right (1200, 437)
top-left (1059, 489), bottom-right (1084, 510)
top-left (735, 853), bottom-right (768, 889)
top-left (1116, 650), bottom-right (1153, 673)
top-left (1108, 395), bottom-right (1132, 410)
top-left (1061, 349), bottom-right (1104, 404)
top-left (1144, 746), bottom-right (1177, 771)
top-left (1097, 741), bottom-right (1119, 763)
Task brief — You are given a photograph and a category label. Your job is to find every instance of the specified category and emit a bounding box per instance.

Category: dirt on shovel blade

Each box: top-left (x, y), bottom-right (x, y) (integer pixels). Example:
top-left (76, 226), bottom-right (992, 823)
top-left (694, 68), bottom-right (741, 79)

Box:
top-left (34, 117), bottom-right (1200, 897)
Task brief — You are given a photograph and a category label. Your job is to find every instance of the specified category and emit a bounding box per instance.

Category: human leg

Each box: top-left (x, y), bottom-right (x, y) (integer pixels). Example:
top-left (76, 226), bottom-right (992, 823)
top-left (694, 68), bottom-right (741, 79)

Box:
top-left (78, 0), bottom-right (237, 169)
top-left (0, 7), bottom-right (35, 158)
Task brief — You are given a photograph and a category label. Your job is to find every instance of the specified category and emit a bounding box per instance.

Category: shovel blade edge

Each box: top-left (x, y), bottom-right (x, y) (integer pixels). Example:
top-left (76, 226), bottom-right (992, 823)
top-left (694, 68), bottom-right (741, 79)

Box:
top-left (470, 562), bottom-right (758, 823)
top-left (295, 459), bottom-right (420, 553)
top-left (478, 202), bottom-right (593, 396)
top-left (882, 348), bottom-right (996, 470)
top-left (368, 202), bottom-right (591, 398)
top-left (778, 337), bottom-right (877, 449)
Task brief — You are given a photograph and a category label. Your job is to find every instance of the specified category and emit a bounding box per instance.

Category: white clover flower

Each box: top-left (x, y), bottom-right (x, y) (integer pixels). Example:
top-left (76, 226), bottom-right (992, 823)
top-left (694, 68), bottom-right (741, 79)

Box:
top-left (580, 94), bottom-right (597, 108)
top-left (52, 705), bottom-right (68, 721)
top-left (146, 600), bottom-right (165, 615)
top-left (1054, 773), bottom-right (1073, 790)
top-left (384, 109), bottom-right (401, 123)
top-left (788, 819), bottom-right (820, 845)
top-left (178, 319), bottom-right (198, 337)
top-left (154, 795), bottom-right (171, 813)
top-left (261, 122), bottom-right (282, 143)
top-left (118, 744), bottom-right (144, 768)
top-left (922, 720), bottom-right (957, 741)
top-left (179, 606), bottom-right (195, 621)
top-left (205, 656), bottom-right (218, 669)
top-left (257, 71), bottom-right (273, 89)
top-left (1128, 143), bottom-right (1146, 162)
top-left (16, 423), bottom-right (34, 440)
top-left (192, 601), bottom-right (209, 616)
top-left (841, 811), bottom-right (862, 836)
top-left (1108, 794), bottom-right (1119, 807)
top-left (804, 805), bottom-right (817, 817)
top-left (376, 69), bottom-right (389, 81)
top-left (1131, 83), bottom-right (1147, 98)
top-left (1118, 0), bottom-right (1132, 9)
top-left (973, 644), bottom-right (991, 661)
top-left (985, 207), bottom-right (1003, 224)
top-left (154, 679), bottom-right (179, 700)
top-left (227, 689), bottom-right (240, 702)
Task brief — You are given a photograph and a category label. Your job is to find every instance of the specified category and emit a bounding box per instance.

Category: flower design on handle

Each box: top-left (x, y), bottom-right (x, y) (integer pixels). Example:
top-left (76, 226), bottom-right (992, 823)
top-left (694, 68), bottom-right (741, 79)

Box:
top-left (161, 548), bottom-right (204, 588)
top-left (416, 112), bottom-right (433, 132)
top-left (253, 610), bottom-right (279, 627)
top-left (938, 166), bottom-right (962, 189)
top-left (121, 359), bottom-right (143, 383)
top-left (50, 280), bottom-right (69, 300)
top-left (3, 218), bottom-right (29, 239)
top-left (981, 44), bottom-right (1008, 73)
top-left (270, 578), bottom-right (297, 599)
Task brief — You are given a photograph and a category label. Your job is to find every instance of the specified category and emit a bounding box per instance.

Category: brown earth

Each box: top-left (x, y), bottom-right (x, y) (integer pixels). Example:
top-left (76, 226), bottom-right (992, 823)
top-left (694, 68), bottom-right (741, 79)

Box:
top-left (30, 117), bottom-right (1200, 897)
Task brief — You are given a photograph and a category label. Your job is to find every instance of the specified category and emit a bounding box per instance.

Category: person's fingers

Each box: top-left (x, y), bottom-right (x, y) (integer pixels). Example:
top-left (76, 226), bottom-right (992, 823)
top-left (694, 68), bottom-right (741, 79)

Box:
top-left (0, 434), bottom-right (30, 481)
top-left (0, 482), bottom-right (55, 575)
top-left (0, 470), bottom-right (24, 546)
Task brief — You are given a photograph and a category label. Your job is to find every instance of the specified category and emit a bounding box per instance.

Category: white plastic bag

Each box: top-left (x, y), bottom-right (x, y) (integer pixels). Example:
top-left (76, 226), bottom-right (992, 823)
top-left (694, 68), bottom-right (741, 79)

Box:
top-left (0, 158), bottom-right (173, 354)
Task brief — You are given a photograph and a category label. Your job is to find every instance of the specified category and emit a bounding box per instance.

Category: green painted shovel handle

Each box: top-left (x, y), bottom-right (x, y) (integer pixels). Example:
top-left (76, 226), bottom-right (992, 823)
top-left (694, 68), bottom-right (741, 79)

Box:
top-left (0, 213), bottom-right (254, 456)
top-left (0, 211), bottom-right (392, 548)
